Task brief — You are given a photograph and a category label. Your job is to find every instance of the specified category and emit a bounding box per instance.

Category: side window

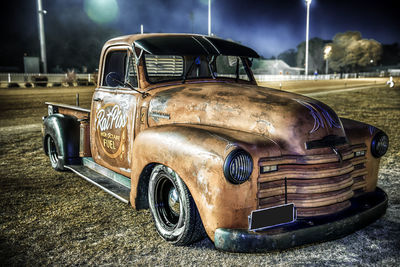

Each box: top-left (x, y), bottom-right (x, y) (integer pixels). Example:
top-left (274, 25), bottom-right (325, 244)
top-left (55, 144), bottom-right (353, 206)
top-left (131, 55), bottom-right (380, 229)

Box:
top-left (102, 50), bottom-right (127, 87)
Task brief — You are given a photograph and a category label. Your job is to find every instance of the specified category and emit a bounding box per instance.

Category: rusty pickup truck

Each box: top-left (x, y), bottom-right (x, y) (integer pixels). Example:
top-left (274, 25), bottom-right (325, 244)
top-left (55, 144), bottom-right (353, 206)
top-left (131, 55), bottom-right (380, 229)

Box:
top-left (42, 34), bottom-right (389, 252)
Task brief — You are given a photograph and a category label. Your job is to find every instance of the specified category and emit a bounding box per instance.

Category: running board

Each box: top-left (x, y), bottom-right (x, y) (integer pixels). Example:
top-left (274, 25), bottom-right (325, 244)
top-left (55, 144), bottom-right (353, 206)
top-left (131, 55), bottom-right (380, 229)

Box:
top-left (65, 164), bottom-right (130, 204)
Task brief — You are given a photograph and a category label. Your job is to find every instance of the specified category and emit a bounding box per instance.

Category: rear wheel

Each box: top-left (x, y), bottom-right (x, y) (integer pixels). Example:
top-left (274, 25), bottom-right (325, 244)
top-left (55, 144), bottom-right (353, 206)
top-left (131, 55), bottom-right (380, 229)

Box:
top-left (148, 165), bottom-right (205, 245)
top-left (47, 136), bottom-right (64, 171)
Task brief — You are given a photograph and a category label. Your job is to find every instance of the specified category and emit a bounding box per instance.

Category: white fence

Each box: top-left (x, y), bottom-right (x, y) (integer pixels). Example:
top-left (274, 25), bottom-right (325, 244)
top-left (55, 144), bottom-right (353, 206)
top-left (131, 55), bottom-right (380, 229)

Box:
top-left (254, 72), bottom-right (400, 82)
top-left (254, 74), bottom-right (333, 81)
top-left (0, 71), bottom-right (398, 87)
top-left (0, 73), bottom-right (95, 87)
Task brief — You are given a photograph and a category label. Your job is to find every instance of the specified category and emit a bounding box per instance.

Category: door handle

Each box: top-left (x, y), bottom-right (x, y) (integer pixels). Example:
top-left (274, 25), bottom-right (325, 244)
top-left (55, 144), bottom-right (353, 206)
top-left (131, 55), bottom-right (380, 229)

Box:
top-left (93, 97), bottom-right (103, 102)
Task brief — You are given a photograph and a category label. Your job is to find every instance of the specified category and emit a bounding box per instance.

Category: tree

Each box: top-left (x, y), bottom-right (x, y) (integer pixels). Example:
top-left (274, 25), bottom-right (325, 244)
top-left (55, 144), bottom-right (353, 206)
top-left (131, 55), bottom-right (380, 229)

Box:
top-left (277, 49), bottom-right (297, 67)
top-left (327, 31), bottom-right (382, 72)
top-left (296, 37), bottom-right (328, 74)
top-left (380, 43), bottom-right (400, 66)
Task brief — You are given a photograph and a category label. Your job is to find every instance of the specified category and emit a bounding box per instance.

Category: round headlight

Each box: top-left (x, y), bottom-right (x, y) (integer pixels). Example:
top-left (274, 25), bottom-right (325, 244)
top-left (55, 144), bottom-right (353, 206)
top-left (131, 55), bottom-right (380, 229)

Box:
top-left (371, 131), bottom-right (389, 158)
top-left (223, 149), bottom-right (253, 184)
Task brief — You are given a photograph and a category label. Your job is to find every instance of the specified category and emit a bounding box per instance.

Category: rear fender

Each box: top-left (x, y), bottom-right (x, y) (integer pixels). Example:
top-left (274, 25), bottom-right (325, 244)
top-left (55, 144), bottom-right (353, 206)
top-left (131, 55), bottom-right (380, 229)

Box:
top-left (43, 113), bottom-right (81, 165)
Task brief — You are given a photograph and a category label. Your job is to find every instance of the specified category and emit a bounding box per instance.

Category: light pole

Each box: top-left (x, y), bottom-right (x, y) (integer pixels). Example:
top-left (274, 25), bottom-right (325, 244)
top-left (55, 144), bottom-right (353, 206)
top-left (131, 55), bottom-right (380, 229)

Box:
top-left (37, 0), bottom-right (47, 73)
top-left (304, 0), bottom-right (312, 76)
top-left (189, 11), bottom-right (194, 33)
top-left (208, 0), bottom-right (211, 36)
top-left (325, 58), bottom-right (328, 74)
top-left (324, 45), bottom-right (332, 74)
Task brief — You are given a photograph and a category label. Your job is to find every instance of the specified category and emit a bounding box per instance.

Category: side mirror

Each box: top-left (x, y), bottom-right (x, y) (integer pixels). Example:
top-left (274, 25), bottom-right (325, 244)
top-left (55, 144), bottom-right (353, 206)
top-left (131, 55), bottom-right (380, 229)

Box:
top-left (105, 72), bottom-right (122, 87)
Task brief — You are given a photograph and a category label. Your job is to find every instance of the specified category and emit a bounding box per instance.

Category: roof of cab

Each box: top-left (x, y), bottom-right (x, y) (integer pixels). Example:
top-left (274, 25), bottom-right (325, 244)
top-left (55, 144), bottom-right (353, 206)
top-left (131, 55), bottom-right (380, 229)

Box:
top-left (104, 33), bottom-right (260, 58)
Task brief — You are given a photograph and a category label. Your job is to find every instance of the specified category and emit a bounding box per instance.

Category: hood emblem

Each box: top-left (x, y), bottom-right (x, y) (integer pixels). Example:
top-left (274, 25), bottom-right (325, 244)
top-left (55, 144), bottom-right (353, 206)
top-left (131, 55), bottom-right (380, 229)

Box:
top-left (295, 99), bottom-right (341, 134)
top-left (149, 111), bottom-right (171, 120)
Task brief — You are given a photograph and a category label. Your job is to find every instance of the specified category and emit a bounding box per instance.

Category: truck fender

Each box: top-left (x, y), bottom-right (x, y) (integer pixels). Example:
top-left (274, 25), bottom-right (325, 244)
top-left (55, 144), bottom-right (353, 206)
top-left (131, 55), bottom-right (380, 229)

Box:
top-left (129, 124), bottom-right (281, 240)
top-left (43, 113), bottom-right (81, 167)
top-left (341, 117), bottom-right (387, 192)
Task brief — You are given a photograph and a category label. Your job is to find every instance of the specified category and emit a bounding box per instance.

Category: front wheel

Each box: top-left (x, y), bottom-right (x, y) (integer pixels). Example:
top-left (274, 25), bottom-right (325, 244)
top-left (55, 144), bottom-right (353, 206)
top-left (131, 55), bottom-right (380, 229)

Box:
top-left (148, 165), bottom-right (205, 245)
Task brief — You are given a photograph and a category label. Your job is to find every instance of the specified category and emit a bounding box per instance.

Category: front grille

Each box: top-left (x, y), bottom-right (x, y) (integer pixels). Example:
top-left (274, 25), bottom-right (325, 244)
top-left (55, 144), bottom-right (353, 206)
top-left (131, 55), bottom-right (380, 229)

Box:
top-left (258, 144), bottom-right (367, 217)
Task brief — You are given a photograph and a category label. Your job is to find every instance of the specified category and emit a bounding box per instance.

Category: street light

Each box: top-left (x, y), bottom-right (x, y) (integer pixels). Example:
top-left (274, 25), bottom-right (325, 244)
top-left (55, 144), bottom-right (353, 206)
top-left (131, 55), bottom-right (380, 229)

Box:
top-left (324, 45), bottom-right (332, 74)
top-left (37, 0), bottom-right (47, 73)
top-left (304, 0), bottom-right (312, 76)
top-left (208, 0), bottom-right (211, 36)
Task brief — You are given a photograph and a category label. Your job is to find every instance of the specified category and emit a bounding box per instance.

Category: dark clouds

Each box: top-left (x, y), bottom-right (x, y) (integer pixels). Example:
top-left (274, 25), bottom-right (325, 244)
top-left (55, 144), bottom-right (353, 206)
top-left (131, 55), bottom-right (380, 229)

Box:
top-left (107, 0), bottom-right (400, 56)
top-left (2, 0), bottom-right (400, 71)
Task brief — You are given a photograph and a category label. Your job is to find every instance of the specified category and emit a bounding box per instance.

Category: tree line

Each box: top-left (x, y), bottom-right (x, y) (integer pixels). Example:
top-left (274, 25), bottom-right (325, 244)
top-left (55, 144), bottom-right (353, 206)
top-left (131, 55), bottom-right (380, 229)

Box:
top-left (277, 31), bottom-right (400, 74)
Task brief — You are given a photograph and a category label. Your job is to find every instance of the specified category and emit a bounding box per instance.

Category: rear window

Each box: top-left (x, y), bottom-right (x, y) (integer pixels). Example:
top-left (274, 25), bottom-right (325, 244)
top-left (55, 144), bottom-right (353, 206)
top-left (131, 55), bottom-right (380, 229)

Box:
top-left (144, 55), bottom-right (184, 83)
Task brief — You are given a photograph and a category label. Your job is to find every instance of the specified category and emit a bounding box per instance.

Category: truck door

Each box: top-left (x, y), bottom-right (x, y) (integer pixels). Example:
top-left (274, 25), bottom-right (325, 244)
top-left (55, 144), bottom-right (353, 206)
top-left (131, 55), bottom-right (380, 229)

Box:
top-left (90, 47), bottom-right (139, 177)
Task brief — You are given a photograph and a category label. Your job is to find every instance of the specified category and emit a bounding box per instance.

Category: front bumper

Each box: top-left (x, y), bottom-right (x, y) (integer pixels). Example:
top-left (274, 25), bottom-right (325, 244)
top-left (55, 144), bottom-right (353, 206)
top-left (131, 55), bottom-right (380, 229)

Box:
top-left (214, 187), bottom-right (388, 253)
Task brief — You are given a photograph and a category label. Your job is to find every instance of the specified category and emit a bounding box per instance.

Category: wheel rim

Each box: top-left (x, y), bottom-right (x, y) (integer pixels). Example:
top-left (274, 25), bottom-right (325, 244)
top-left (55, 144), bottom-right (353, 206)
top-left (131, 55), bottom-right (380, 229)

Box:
top-left (168, 187), bottom-right (180, 216)
top-left (155, 173), bottom-right (181, 229)
top-left (48, 137), bottom-right (58, 166)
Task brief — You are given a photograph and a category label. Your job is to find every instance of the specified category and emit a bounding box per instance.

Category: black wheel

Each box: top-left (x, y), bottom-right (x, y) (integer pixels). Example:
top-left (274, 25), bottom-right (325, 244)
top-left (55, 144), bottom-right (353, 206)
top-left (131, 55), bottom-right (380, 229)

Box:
top-left (47, 135), bottom-right (64, 171)
top-left (148, 165), bottom-right (205, 245)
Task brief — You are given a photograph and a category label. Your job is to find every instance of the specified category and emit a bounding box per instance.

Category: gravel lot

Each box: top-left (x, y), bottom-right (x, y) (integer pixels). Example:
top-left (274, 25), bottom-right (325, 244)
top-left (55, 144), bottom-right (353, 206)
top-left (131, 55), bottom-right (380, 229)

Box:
top-left (0, 82), bottom-right (399, 265)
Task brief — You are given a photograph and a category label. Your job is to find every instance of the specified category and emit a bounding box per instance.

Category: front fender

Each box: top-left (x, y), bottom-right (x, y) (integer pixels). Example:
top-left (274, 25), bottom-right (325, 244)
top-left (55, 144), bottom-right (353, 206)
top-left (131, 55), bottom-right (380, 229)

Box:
top-left (43, 113), bottom-right (80, 165)
top-left (341, 118), bottom-right (386, 192)
top-left (130, 124), bottom-right (281, 240)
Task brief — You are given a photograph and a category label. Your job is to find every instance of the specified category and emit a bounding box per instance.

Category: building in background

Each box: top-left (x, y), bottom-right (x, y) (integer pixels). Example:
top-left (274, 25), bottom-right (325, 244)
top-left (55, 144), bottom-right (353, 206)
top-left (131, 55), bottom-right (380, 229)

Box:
top-left (24, 56), bottom-right (40, 73)
top-left (252, 59), bottom-right (304, 75)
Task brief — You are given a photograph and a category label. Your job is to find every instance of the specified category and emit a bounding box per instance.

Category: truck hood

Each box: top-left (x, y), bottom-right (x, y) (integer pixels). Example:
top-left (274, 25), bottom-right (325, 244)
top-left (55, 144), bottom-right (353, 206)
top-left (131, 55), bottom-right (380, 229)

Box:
top-left (148, 81), bottom-right (346, 155)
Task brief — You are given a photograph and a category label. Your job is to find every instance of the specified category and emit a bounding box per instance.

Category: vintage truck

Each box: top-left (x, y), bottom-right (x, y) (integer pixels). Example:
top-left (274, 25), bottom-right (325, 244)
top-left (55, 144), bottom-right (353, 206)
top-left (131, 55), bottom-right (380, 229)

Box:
top-left (42, 34), bottom-right (389, 252)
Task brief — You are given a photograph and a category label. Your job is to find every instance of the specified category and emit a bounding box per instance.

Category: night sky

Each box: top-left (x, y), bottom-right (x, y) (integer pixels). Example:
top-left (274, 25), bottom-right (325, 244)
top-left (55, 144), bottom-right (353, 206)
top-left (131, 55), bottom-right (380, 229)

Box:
top-left (2, 0), bottom-right (399, 70)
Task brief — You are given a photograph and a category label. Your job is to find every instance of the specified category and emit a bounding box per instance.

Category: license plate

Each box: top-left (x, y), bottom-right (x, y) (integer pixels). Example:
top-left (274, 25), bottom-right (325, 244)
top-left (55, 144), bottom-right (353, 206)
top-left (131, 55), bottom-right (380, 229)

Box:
top-left (248, 203), bottom-right (296, 231)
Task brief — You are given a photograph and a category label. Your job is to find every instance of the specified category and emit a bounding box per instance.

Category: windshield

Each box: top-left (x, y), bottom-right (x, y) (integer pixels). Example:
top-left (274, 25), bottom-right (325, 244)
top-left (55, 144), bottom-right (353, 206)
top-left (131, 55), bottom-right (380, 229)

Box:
top-left (144, 54), bottom-right (252, 84)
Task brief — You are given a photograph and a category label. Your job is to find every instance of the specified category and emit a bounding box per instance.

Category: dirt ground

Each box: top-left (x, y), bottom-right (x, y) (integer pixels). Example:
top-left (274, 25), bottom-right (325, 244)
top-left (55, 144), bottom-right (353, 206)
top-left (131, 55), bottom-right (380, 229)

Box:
top-left (0, 81), bottom-right (399, 265)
